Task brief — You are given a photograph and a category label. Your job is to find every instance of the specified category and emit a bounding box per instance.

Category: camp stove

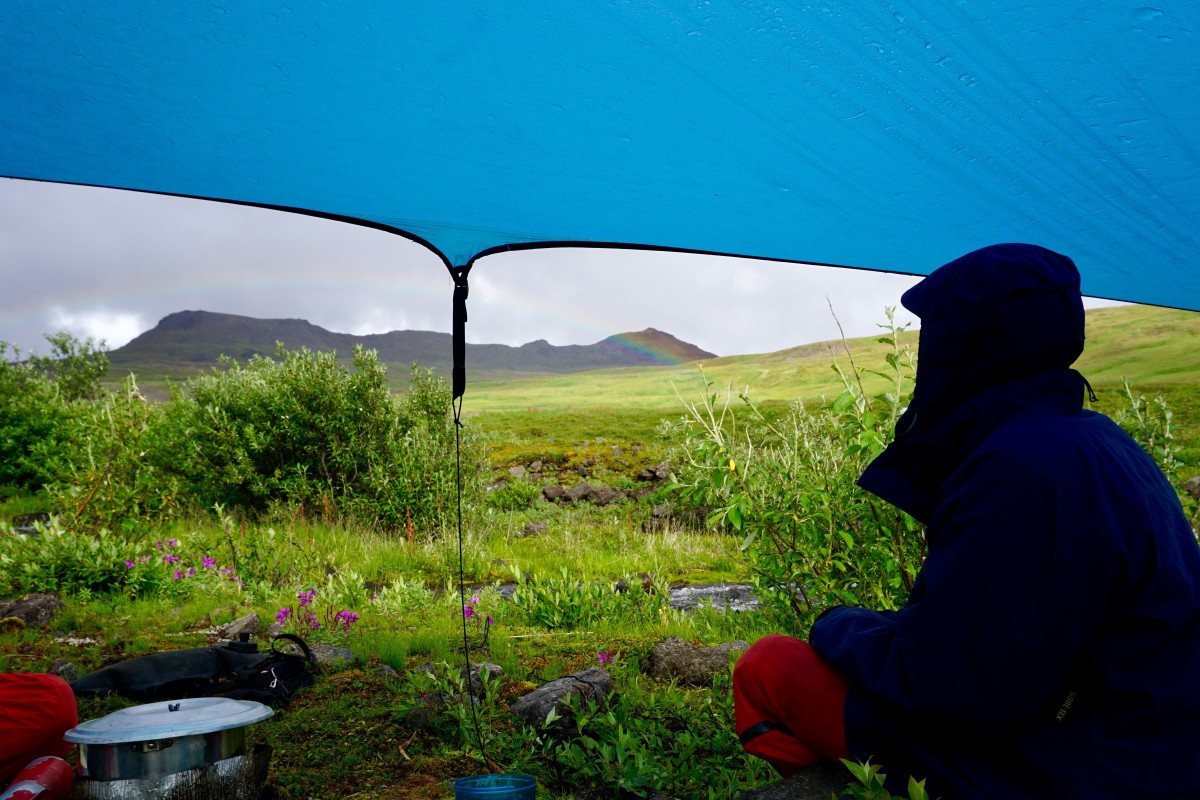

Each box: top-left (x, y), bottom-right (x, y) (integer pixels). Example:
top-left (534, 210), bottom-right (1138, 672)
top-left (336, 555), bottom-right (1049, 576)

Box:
top-left (64, 697), bottom-right (273, 800)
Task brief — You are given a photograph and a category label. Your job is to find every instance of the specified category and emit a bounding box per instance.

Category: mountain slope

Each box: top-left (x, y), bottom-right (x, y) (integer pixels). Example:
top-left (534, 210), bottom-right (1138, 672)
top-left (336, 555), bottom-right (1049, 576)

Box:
top-left (107, 310), bottom-right (717, 378)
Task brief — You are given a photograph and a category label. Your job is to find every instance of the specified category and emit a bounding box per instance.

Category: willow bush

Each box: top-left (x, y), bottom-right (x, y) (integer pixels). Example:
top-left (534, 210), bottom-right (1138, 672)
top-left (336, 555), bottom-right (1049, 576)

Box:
top-left (665, 311), bottom-right (926, 633)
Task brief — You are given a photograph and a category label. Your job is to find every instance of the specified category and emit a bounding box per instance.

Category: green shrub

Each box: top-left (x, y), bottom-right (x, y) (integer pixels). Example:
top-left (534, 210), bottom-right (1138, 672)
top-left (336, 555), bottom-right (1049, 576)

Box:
top-left (0, 332), bottom-right (106, 490)
top-left (486, 479), bottom-right (541, 511)
top-left (150, 348), bottom-right (482, 532)
top-left (666, 311), bottom-right (926, 632)
top-left (0, 519), bottom-right (237, 598)
top-left (35, 375), bottom-right (182, 534)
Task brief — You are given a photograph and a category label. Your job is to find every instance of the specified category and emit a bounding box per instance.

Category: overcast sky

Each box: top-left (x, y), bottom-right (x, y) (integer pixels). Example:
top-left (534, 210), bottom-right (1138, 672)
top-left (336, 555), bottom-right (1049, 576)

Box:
top-left (0, 179), bottom-right (1118, 359)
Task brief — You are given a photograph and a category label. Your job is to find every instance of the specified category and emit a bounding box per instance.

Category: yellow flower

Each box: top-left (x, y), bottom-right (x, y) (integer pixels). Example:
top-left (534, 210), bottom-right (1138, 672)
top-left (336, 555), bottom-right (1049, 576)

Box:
top-left (728, 459), bottom-right (737, 472)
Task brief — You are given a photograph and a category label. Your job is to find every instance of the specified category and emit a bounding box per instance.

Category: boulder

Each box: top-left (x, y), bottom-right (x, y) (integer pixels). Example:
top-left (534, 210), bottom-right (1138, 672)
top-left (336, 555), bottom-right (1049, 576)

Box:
top-left (542, 485), bottom-right (566, 502)
top-left (642, 636), bottom-right (748, 687)
top-left (0, 593), bottom-right (65, 628)
top-left (565, 482), bottom-right (595, 502)
top-left (216, 613), bottom-right (261, 642)
top-left (48, 658), bottom-right (80, 683)
top-left (735, 762), bottom-right (849, 799)
top-left (510, 667), bottom-right (614, 735)
top-left (637, 462), bottom-right (671, 481)
top-left (519, 521), bottom-right (549, 538)
top-left (309, 644), bottom-right (355, 670)
top-left (460, 661), bottom-right (505, 692)
top-left (591, 487), bottom-right (624, 507)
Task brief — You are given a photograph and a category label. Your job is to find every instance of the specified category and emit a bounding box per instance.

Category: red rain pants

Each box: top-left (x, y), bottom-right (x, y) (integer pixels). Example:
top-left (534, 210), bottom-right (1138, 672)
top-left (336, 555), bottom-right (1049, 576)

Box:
top-left (732, 634), bottom-right (850, 777)
top-left (0, 674), bottom-right (78, 785)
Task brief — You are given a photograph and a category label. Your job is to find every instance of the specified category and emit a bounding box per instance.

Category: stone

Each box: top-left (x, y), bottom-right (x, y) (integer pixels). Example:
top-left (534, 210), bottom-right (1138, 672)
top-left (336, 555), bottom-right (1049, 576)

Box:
top-left (508, 465), bottom-right (527, 478)
top-left (373, 663), bottom-right (400, 680)
top-left (542, 485), bottom-right (566, 502)
top-left (642, 636), bottom-right (748, 687)
top-left (668, 582), bottom-right (759, 613)
top-left (0, 593), bottom-right (65, 628)
top-left (1185, 475), bottom-right (1200, 500)
top-left (460, 661), bottom-right (504, 691)
top-left (519, 521), bottom-right (549, 538)
top-left (735, 762), bottom-right (850, 799)
top-left (510, 667), bottom-right (614, 735)
top-left (591, 487), bottom-right (624, 507)
top-left (529, 460), bottom-right (544, 472)
top-left (216, 612), bottom-right (262, 642)
top-left (564, 482), bottom-right (594, 502)
top-left (47, 658), bottom-right (79, 683)
top-left (309, 644), bottom-right (355, 670)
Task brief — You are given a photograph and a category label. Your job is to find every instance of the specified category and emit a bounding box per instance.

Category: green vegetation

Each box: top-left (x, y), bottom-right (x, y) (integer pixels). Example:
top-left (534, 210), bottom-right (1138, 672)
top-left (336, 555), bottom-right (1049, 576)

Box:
top-left (2, 304), bottom-right (1198, 798)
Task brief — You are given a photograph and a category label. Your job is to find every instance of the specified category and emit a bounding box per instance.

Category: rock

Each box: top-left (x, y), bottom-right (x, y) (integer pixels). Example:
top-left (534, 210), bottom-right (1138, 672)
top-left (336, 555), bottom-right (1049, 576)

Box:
top-left (1185, 475), bottom-right (1200, 500)
top-left (495, 583), bottom-right (519, 601)
top-left (510, 667), bottom-right (614, 735)
top-left (735, 762), bottom-right (849, 799)
top-left (565, 482), bottom-right (594, 502)
top-left (373, 663), bottom-right (400, 680)
top-left (10, 512), bottom-right (50, 535)
top-left (508, 465), bottom-right (527, 478)
top-left (0, 593), bottom-right (65, 628)
top-left (582, 458), bottom-right (597, 468)
top-left (668, 583), bottom-right (759, 613)
top-left (637, 462), bottom-right (671, 481)
top-left (529, 460), bottom-right (544, 472)
top-left (309, 644), bottom-right (355, 670)
top-left (591, 487), bottom-right (624, 507)
top-left (461, 661), bottom-right (504, 691)
top-left (216, 613), bottom-right (261, 642)
top-left (542, 485), bottom-right (566, 502)
top-left (519, 521), bottom-right (549, 538)
top-left (642, 636), bottom-right (748, 687)
top-left (48, 658), bottom-right (79, 683)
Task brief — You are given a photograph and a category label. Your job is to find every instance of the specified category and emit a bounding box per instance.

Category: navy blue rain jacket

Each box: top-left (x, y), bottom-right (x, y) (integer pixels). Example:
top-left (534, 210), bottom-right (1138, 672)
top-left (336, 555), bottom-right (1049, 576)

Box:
top-left (809, 244), bottom-right (1200, 799)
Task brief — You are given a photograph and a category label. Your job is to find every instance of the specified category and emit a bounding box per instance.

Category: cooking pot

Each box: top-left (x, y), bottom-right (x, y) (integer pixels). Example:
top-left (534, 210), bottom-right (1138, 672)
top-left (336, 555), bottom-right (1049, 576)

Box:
top-left (65, 697), bottom-right (273, 781)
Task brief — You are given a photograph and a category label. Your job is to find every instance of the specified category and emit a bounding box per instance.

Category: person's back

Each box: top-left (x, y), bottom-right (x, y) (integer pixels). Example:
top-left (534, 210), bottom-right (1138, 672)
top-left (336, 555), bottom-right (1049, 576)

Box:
top-left (735, 243), bottom-right (1200, 799)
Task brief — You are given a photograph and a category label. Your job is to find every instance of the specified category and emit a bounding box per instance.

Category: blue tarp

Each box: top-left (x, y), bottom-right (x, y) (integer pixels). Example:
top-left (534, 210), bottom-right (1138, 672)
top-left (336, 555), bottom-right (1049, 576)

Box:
top-left (1, 2), bottom-right (1197, 307)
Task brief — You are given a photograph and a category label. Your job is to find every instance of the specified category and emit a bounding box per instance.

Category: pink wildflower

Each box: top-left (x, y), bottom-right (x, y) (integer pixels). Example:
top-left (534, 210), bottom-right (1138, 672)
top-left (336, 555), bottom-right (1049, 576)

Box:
top-left (203, 557), bottom-right (216, 568)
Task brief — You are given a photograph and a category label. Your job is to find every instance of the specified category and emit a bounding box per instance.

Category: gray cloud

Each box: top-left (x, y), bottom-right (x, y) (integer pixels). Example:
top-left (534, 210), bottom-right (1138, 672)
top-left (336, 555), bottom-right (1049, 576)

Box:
top-left (3, 179), bottom-right (1117, 360)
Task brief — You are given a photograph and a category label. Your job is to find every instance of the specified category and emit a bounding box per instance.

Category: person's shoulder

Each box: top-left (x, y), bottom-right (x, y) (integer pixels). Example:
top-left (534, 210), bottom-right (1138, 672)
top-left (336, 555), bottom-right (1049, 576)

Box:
top-left (977, 407), bottom-right (1138, 470)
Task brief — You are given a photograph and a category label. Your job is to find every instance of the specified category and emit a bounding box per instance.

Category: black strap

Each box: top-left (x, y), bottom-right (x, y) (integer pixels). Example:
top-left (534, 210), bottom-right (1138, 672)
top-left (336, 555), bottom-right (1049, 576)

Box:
top-left (738, 720), bottom-right (789, 745)
top-left (449, 264), bottom-right (471, 401)
top-left (271, 633), bottom-right (317, 666)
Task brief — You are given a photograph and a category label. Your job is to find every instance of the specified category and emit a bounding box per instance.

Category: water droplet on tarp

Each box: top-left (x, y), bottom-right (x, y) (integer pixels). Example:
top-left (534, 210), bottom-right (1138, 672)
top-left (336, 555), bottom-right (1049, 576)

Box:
top-left (1132, 7), bottom-right (1164, 21)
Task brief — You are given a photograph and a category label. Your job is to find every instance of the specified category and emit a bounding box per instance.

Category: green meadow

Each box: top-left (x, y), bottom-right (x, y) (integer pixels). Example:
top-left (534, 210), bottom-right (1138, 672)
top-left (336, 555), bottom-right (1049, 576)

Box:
top-left (2, 303), bottom-right (1198, 799)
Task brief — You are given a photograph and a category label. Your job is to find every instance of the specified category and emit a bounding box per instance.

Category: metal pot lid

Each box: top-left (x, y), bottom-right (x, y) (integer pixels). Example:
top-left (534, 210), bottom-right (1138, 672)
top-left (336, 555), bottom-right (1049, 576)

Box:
top-left (65, 697), bottom-right (273, 744)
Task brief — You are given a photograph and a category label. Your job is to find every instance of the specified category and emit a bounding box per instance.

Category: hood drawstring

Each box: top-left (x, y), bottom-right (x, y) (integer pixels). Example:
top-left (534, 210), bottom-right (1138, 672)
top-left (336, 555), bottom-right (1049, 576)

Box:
top-left (1073, 370), bottom-right (1099, 403)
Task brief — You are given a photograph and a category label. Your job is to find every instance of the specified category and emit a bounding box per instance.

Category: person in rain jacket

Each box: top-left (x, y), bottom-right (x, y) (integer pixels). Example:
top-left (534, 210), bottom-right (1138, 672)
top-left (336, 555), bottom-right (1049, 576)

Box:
top-left (733, 243), bottom-right (1200, 799)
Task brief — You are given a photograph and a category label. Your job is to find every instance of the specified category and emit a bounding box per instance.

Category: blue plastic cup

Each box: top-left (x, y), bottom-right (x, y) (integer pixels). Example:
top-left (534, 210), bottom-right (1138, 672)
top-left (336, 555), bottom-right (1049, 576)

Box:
top-left (454, 772), bottom-right (537, 800)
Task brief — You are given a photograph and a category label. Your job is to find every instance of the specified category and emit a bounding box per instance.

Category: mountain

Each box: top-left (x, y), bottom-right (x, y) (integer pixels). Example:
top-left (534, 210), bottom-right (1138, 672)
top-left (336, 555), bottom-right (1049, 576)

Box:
top-left (107, 310), bottom-right (717, 379)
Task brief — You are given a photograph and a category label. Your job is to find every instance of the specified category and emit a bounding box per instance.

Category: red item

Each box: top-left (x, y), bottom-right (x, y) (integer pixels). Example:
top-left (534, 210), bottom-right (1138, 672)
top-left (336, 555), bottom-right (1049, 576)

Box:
top-left (732, 634), bottom-right (850, 777)
top-left (0, 757), bottom-right (74, 800)
top-left (0, 674), bottom-right (78, 786)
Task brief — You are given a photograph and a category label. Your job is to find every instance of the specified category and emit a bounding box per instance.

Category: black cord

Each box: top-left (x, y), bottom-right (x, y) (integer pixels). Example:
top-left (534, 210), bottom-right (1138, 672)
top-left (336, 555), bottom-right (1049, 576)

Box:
top-left (453, 392), bottom-right (489, 768)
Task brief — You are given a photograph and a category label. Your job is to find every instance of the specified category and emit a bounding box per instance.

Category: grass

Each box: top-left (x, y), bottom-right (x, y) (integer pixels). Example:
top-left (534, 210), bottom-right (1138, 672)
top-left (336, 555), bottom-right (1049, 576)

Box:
top-left (4, 302), bottom-right (1199, 798)
top-left (0, 508), bottom-right (767, 799)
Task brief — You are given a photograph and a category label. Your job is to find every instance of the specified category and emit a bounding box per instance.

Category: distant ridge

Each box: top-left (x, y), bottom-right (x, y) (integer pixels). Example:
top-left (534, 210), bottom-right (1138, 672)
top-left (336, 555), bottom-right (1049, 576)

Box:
top-left (108, 310), bottom-right (717, 376)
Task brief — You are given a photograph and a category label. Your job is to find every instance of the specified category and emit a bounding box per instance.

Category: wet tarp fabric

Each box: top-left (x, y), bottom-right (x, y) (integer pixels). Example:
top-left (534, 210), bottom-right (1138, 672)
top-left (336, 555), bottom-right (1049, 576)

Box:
top-left (0, 2), bottom-right (1197, 308)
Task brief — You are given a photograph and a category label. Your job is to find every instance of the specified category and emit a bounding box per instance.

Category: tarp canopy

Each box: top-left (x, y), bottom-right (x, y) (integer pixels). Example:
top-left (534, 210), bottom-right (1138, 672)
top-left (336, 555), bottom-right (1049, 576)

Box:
top-left (2, 1), bottom-right (1197, 308)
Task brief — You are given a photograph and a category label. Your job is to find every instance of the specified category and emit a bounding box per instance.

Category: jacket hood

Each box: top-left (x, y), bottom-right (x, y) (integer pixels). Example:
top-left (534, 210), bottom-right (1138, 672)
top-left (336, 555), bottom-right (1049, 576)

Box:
top-left (858, 243), bottom-right (1086, 522)
top-left (902, 242), bottom-right (1085, 420)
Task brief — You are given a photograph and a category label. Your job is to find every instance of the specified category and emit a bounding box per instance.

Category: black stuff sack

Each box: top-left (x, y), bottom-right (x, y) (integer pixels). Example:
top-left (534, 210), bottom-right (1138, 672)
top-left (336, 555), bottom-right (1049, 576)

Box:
top-left (217, 634), bottom-right (317, 704)
top-left (71, 634), bottom-right (317, 705)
